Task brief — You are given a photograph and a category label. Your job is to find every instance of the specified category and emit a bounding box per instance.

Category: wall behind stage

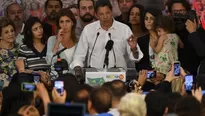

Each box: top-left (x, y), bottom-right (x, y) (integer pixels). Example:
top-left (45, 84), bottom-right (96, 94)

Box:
top-left (0, 0), bottom-right (204, 29)
top-left (0, 0), bottom-right (77, 20)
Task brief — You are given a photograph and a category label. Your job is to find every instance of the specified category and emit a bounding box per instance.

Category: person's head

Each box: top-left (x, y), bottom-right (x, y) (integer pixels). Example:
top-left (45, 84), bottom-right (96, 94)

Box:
top-left (145, 91), bottom-right (168, 116)
top-left (95, 0), bottom-right (113, 27)
top-left (72, 84), bottom-right (93, 113)
top-left (1, 84), bottom-right (34, 116)
top-left (18, 105), bottom-right (40, 116)
top-left (6, 3), bottom-right (24, 27)
top-left (154, 15), bottom-right (175, 37)
top-left (109, 80), bottom-right (126, 101)
top-left (30, 2), bottom-right (39, 11)
top-left (78, 0), bottom-right (95, 22)
top-left (45, 0), bottom-right (63, 20)
top-left (56, 8), bottom-right (77, 43)
top-left (128, 4), bottom-right (144, 26)
top-left (102, 81), bottom-right (112, 89)
top-left (68, 4), bottom-right (79, 20)
top-left (117, 0), bottom-right (135, 14)
top-left (141, 8), bottom-right (162, 32)
top-left (168, 0), bottom-right (191, 16)
top-left (171, 77), bottom-right (184, 93)
top-left (119, 93), bottom-right (146, 116)
top-left (0, 17), bottom-right (15, 43)
top-left (23, 17), bottom-right (46, 49)
top-left (88, 87), bottom-right (112, 114)
top-left (166, 92), bottom-right (182, 113)
top-left (175, 96), bottom-right (202, 116)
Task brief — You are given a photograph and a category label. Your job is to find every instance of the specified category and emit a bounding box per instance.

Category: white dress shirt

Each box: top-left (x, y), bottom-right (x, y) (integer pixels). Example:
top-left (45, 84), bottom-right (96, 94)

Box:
top-left (70, 20), bottom-right (143, 70)
top-left (46, 36), bottom-right (76, 67)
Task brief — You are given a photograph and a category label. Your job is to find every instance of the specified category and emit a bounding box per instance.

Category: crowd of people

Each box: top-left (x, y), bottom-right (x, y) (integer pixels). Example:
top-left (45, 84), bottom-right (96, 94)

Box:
top-left (0, 0), bottom-right (205, 115)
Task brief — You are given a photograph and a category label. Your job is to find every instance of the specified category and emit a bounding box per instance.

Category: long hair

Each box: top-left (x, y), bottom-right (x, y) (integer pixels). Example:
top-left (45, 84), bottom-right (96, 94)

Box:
top-left (56, 8), bottom-right (77, 43)
top-left (141, 8), bottom-right (162, 32)
top-left (128, 4), bottom-right (145, 26)
top-left (23, 16), bottom-right (47, 49)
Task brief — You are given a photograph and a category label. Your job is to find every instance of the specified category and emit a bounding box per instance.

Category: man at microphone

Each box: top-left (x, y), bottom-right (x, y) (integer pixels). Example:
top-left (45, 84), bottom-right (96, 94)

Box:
top-left (70, 0), bottom-right (143, 73)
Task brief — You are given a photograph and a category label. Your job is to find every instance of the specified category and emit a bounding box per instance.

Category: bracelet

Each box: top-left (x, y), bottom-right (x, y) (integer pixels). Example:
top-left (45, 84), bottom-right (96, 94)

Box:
top-left (135, 81), bottom-right (142, 90)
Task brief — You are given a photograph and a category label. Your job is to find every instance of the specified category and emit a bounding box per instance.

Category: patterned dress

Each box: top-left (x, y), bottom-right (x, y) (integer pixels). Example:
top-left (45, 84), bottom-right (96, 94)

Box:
top-left (152, 34), bottom-right (179, 74)
top-left (0, 43), bottom-right (19, 87)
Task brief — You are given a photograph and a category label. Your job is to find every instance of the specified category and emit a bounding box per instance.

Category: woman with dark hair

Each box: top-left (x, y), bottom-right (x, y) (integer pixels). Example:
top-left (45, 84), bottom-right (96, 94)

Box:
top-left (135, 8), bottom-right (164, 82)
top-left (46, 8), bottom-right (77, 70)
top-left (16, 16), bottom-right (49, 72)
top-left (0, 17), bottom-right (18, 87)
top-left (128, 4), bottom-right (146, 38)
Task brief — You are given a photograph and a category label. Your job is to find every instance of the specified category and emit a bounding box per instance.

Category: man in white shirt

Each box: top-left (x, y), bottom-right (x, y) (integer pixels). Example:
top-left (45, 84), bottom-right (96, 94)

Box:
top-left (70, 0), bottom-right (143, 71)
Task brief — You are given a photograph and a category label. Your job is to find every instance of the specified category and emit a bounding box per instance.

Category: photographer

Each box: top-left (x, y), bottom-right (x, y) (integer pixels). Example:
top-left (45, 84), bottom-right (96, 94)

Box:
top-left (168, 0), bottom-right (205, 75)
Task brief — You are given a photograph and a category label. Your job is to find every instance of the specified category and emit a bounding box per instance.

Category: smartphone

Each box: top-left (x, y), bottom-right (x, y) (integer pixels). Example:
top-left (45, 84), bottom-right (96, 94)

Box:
top-left (33, 73), bottom-right (40, 84)
top-left (147, 70), bottom-right (156, 79)
top-left (21, 83), bottom-right (36, 92)
top-left (185, 75), bottom-right (193, 91)
top-left (188, 10), bottom-right (196, 22)
top-left (202, 90), bottom-right (205, 96)
top-left (174, 62), bottom-right (180, 76)
top-left (54, 81), bottom-right (64, 95)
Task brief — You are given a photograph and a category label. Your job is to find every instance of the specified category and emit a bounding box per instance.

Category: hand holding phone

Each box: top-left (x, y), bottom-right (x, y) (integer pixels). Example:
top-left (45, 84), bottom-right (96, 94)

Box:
top-left (147, 70), bottom-right (156, 79)
top-left (174, 62), bottom-right (180, 76)
top-left (54, 81), bottom-right (64, 95)
top-left (185, 75), bottom-right (193, 91)
top-left (21, 83), bottom-right (36, 92)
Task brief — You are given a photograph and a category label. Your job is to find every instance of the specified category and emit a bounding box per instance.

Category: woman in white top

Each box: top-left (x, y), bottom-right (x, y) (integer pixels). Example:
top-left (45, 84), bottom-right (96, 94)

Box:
top-left (46, 8), bottom-right (78, 68)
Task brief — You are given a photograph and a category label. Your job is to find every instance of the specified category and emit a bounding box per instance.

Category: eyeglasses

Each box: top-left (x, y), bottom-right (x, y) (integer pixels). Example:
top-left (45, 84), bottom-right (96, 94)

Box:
top-left (172, 9), bottom-right (186, 13)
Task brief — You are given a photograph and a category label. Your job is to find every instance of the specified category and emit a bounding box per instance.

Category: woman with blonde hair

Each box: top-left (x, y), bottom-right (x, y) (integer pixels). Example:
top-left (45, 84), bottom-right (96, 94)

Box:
top-left (119, 93), bottom-right (147, 116)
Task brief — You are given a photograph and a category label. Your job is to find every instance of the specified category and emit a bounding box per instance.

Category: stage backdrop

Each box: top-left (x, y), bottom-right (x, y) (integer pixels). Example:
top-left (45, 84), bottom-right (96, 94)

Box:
top-left (0, 0), bottom-right (204, 28)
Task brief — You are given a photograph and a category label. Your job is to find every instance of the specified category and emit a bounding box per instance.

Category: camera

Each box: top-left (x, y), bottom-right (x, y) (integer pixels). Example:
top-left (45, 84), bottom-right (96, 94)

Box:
top-left (172, 10), bottom-right (196, 31)
top-left (54, 59), bottom-right (68, 76)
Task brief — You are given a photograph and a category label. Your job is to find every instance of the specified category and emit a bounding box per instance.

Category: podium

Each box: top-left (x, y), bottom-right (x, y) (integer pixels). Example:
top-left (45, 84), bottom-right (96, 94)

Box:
top-left (85, 68), bottom-right (126, 86)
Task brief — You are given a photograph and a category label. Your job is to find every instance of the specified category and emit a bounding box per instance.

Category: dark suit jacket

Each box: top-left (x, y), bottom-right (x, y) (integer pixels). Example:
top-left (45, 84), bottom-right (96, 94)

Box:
top-left (135, 34), bottom-right (153, 71)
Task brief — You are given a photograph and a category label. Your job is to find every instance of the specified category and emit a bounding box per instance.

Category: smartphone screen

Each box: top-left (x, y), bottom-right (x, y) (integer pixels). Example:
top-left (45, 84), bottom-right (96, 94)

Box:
top-left (185, 75), bottom-right (193, 91)
top-left (21, 83), bottom-right (36, 92)
top-left (33, 75), bottom-right (40, 84)
top-left (147, 70), bottom-right (156, 79)
top-left (174, 62), bottom-right (180, 76)
top-left (202, 90), bottom-right (205, 96)
top-left (55, 81), bottom-right (64, 95)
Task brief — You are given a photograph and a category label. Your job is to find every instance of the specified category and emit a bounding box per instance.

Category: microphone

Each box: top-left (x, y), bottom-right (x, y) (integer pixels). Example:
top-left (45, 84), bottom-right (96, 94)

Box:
top-left (88, 32), bottom-right (100, 68)
top-left (108, 33), bottom-right (117, 68)
top-left (103, 40), bottom-right (114, 68)
top-left (53, 47), bottom-right (67, 57)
